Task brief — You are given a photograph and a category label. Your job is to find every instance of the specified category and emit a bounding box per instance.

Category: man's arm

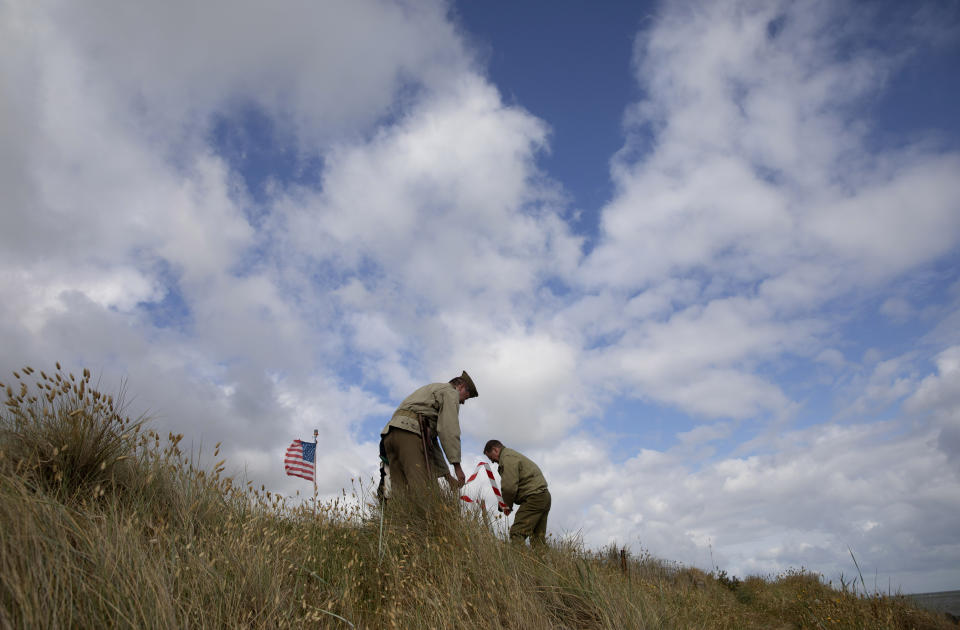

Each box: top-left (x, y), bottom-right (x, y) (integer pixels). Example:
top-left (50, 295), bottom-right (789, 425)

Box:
top-left (435, 387), bottom-right (464, 483)
top-left (499, 453), bottom-right (518, 508)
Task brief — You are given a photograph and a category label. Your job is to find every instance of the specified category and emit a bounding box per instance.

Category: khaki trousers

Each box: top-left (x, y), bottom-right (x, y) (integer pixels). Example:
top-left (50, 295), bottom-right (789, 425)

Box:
top-left (382, 427), bottom-right (431, 494)
top-left (510, 489), bottom-right (551, 546)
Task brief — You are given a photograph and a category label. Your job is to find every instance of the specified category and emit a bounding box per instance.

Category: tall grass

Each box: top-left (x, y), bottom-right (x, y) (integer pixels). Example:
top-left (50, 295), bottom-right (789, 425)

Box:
top-left (1, 364), bottom-right (954, 629)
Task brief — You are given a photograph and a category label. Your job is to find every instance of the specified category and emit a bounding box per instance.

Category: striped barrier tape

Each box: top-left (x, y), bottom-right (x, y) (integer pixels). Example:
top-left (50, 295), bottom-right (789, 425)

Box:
top-left (459, 461), bottom-right (508, 511)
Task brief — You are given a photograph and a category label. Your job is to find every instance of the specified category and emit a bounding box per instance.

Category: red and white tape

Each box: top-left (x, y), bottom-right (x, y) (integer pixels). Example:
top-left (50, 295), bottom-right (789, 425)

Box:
top-left (459, 461), bottom-right (508, 511)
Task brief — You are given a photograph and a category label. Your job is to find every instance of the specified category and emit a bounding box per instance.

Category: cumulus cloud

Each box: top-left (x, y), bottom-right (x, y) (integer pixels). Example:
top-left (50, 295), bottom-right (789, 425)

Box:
top-left (907, 346), bottom-right (960, 414)
top-left (574, 0), bottom-right (960, 421)
top-left (461, 329), bottom-right (588, 443)
top-left (537, 416), bottom-right (960, 593)
top-left (512, 0), bottom-right (958, 591)
top-left (280, 73), bottom-right (577, 312)
top-left (42, 0), bottom-right (470, 146)
top-left (0, 0), bottom-right (582, 500)
top-left (905, 346), bottom-right (960, 474)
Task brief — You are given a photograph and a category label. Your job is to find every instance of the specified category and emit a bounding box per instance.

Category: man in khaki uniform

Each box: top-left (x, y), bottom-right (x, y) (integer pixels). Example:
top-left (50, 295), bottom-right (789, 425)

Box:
top-left (484, 439), bottom-right (551, 547)
top-left (380, 371), bottom-right (478, 495)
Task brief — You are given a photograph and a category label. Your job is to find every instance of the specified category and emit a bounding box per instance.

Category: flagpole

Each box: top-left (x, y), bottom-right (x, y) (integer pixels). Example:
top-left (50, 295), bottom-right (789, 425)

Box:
top-left (312, 428), bottom-right (318, 517)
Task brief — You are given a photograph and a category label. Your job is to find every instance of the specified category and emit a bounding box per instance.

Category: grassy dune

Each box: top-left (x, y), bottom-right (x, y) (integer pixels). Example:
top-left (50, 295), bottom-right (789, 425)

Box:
top-left (1, 364), bottom-right (955, 629)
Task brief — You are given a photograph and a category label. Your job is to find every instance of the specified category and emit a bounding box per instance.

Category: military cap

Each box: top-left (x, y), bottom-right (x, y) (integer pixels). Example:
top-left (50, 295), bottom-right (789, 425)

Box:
top-left (460, 370), bottom-right (478, 398)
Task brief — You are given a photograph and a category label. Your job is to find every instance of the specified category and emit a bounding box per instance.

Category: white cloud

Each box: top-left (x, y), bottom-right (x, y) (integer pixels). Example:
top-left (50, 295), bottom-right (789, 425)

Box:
top-left (0, 0), bottom-right (585, 497)
top-left (807, 157), bottom-right (960, 276)
top-left (1, 265), bottom-right (161, 335)
top-left (880, 297), bottom-right (915, 323)
top-left (41, 0), bottom-right (470, 146)
top-left (592, 0), bottom-right (960, 294)
top-left (282, 73), bottom-right (577, 307)
top-left (570, 0), bottom-right (960, 422)
top-left (905, 346), bottom-right (960, 475)
top-left (815, 348), bottom-right (846, 369)
top-left (906, 346), bottom-right (960, 413)
top-left (677, 421), bottom-right (732, 447)
top-left (586, 296), bottom-right (816, 419)
top-left (460, 330), bottom-right (586, 444)
top-left (538, 416), bottom-right (960, 593)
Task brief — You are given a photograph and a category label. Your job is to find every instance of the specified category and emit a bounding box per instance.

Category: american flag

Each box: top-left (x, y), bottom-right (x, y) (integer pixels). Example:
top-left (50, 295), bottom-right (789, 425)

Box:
top-left (284, 439), bottom-right (316, 481)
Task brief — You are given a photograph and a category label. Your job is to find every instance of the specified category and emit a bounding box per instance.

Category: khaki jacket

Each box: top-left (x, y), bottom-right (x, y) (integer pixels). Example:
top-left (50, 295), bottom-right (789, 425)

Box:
top-left (497, 447), bottom-right (547, 507)
top-left (380, 382), bottom-right (461, 474)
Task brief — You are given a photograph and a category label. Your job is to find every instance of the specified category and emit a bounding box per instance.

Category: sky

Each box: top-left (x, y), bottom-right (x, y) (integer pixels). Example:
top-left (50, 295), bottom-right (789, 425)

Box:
top-left (2, 0), bottom-right (959, 594)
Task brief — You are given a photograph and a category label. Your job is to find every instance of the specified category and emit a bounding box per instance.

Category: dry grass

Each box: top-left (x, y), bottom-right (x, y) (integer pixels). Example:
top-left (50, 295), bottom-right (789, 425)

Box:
top-left (1, 364), bottom-right (955, 629)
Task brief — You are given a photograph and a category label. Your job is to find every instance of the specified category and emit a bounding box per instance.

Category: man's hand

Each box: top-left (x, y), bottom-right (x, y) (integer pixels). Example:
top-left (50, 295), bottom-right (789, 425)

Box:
top-left (503, 507), bottom-right (512, 516)
top-left (444, 474), bottom-right (461, 489)
top-left (453, 463), bottom-right (466, 485)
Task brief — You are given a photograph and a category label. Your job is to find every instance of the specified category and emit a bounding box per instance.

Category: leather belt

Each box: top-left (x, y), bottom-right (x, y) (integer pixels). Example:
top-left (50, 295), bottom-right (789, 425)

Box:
top-left (394, 408), bottom-right (420, 421)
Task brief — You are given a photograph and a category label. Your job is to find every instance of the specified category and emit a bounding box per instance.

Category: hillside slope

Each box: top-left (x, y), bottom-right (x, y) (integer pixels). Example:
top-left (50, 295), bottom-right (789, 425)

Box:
top-left (1, 365), bottom-right (955, 629)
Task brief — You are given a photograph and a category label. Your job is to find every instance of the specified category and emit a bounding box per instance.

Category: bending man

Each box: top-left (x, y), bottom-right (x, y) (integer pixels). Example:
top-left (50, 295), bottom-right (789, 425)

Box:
top-left (484, 439), bottom-right (551, 547)
top-left (380, 371), bottom-right (478, 495)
